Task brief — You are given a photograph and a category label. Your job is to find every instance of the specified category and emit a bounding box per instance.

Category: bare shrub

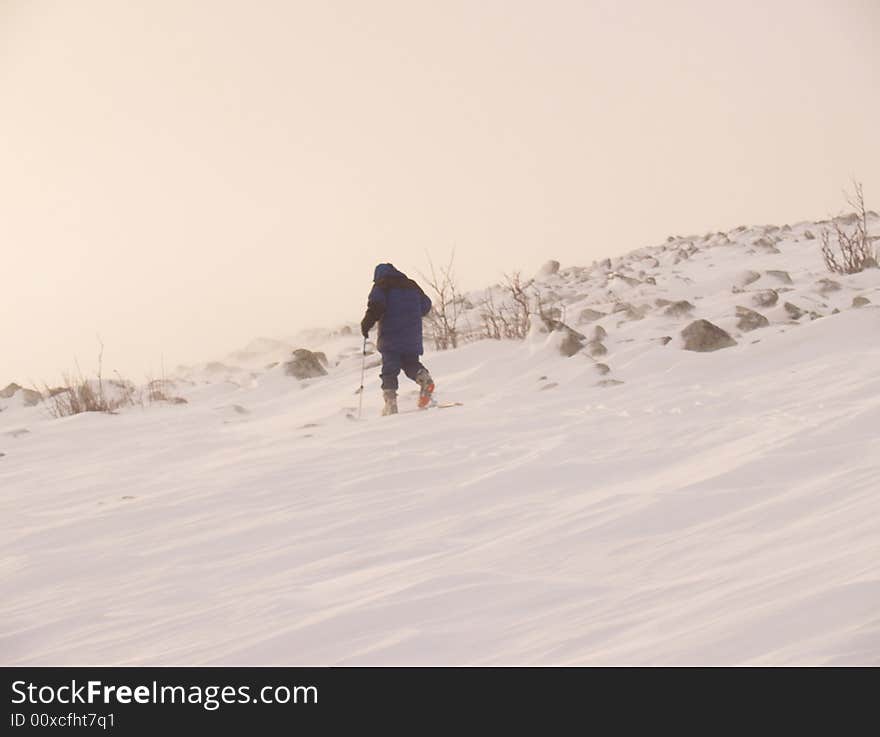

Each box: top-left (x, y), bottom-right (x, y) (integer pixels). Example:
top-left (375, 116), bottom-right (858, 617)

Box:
top-left (477, 289), bottom-right (505, 340)
top-left (475, 272), bottom-right (566, 340)
top-left (421, 252), bottom-right (467, 350)
top-left (502, 271), bottom-right (533, 339)
top-left (39, 342), bottom-right (137, 418)
top-left (478, 288), bottom-right (523, 340)
top-left (144, 356), bottom-right (187, 405)
top-left (821, 182), bottom-right (877, 274)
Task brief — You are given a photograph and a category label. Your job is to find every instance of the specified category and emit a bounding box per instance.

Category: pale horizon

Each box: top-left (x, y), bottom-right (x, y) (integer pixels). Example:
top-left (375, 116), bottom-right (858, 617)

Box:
top-left (2, 0), bottom-right (879, 384)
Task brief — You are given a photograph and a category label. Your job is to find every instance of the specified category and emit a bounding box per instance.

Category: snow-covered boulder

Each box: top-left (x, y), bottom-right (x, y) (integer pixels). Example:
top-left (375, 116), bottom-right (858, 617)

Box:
top-left (538, 260), bottom-right (561, 276)
top-left (766, 270), bottom-right (794, 285)
top-left (816, 278), bottom-right (841, 294)
top-left (577, 308), bottom-right (606, 324)
top-left (681, 320), bottom-right (737, 352)
top-left (587, 325), bottom-right (607, 342)
top-left (663, 300), bottom-right (695, 318)
top-left (736, 306), bottom-right (769, 332)
top-left (735, 270), bottom-right (762, 288)
top-left (284, 349), bottom-right (328, 379)
top-left (784, 302), bottom-right (805, 320)
top-left (0, 383), bottom-right (41, 407)
top-left (752, 289), bottom-right (779, 308)
top-left (613, 302), bottom-right (646, 321)
top-left (557, 327), bottom-right (586, 357)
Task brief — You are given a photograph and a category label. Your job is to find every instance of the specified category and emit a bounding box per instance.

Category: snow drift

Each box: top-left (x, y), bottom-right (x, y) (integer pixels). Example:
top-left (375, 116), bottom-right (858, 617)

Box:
top-left (2, 215), bottom-right (879, 664)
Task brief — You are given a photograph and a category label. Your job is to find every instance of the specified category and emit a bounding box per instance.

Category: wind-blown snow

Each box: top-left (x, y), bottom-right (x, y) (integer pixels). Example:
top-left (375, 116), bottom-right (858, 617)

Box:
top-left (2, 217), bottom-right (879, 664)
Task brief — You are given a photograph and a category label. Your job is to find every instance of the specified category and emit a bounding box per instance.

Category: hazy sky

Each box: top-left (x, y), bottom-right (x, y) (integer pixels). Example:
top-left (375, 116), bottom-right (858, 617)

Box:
top-left (2, 0), bottom-right (878, 383)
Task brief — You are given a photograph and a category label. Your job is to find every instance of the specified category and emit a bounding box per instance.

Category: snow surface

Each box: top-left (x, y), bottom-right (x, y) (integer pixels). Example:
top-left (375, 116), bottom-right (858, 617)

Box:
top-left (2, 217), bottom-right (880, 664)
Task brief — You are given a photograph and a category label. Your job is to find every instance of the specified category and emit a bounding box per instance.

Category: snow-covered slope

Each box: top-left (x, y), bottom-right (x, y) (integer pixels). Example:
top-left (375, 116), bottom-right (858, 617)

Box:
top-left (2, 216), bottom-right (879, 665)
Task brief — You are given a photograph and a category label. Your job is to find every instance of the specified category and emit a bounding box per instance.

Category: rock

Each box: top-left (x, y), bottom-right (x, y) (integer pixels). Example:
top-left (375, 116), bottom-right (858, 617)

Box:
top-left (598, 379), bottom-right (624, 387)
top-left (558, 329), bottom-right (585, 357)
top-left (852, 296), bottom-right (871, 308)
top-left (681, 320), bottom-right (737, 352)
top-left (611, 273), bottom-right (641, 287)
top-left (283, 349), bottom-right (329, 379)
top-left (0, 383), bottom-right (40, 406)
top-left (766, 270), bottom-right (793, 285)
top-left (538, 260), bottom-right (560, 276)
top-left (593, 363), bottom-right (611, 375)
top-left (656, 336), bottom-right (673, 346)
top-left (753, 237), bottom-right (780, 253)
top-left (784, 302), bottom-right (805, 320)
top-left (0, 383), bottom-right (22, 399)
top-left (752, 289), bottom-right (779, 308)
top-left (588, 325), bottom-right (607, 342)
top-left (586, 340), bottom-right (608, 357)
top-left (816, 278), bottom-right (841, 293)
top-left (20, 389), bottom-right (40, 407)
top-left (577, 308), bottom-right (606, 324)
top-left (654, 298), bottom-right (672, 307)
top-left (735, 270), bottom-right (762, 288)
top-left (612, 302), bottom-right (646, 321)
top-left (804, 230), bottom-right (815, 240)
top-left (663, 300), bottom-right (695, 317)
top-left (644, 276), bottom-right (656, 285)
top-left (735, 306), bottom-right (769, 332)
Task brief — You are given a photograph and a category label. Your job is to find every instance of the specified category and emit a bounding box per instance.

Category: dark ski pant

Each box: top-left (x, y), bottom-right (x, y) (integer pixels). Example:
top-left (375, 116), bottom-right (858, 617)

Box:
top-left (380, 352), bottom-right (426, 391)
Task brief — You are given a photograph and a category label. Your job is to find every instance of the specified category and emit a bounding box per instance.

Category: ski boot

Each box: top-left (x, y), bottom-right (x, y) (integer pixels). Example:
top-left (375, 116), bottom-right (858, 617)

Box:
top-left (382, 389), bottom-right (398, 416)
top-left (415, 369), bottom-right (435, 409)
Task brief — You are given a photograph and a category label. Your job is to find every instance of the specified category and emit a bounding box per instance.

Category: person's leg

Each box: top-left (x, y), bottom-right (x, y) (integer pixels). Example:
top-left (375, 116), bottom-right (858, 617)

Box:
top-left (380, 352), bottom-right (402, 391)
top-left (380, 352), bottom-right (401, 415)
top-left (402, 354), bottom-right (434, 407)
top-left (401, 354), bottom-right (427, 383)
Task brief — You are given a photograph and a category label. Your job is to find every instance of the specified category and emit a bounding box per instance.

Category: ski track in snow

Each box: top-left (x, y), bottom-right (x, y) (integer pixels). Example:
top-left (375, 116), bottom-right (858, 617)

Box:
top-left (2, 220), bottom-right (880, 665)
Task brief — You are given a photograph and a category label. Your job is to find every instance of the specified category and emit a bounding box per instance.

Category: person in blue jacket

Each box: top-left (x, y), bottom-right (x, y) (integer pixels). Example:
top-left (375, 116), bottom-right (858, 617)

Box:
top-left (361, 263), bottom-right (435, 415)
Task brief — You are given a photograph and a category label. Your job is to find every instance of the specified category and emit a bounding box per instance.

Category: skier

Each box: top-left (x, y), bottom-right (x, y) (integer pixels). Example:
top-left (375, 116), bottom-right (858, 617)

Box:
top-left (360, 263), bottom-right (435, 415)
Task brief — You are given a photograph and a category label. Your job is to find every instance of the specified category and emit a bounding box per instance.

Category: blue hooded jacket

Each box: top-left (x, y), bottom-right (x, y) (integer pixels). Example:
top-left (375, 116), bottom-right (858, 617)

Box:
top-left (361, 263), bottom-right (432, 354)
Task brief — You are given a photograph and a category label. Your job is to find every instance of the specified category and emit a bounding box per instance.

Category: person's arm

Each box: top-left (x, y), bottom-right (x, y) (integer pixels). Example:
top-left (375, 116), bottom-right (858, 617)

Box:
top-left (420, 290), bottom-right (432, 317)
top-left (361, 286), bottom-right (386, 337)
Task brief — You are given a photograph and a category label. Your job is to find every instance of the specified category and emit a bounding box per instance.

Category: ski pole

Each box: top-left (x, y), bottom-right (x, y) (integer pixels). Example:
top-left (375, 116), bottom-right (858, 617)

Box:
top-left (357, 336), bottom-right (367, 419)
